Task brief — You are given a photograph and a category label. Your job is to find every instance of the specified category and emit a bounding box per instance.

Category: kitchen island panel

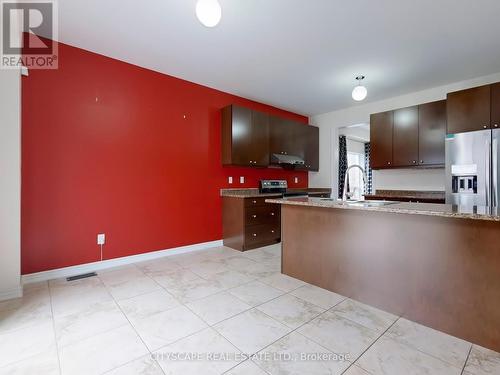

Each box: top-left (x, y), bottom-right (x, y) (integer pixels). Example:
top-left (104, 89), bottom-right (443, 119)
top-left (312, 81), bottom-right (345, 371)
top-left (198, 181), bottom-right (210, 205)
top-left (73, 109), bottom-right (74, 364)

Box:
top-left (280, 204), bottom-right (500, 352)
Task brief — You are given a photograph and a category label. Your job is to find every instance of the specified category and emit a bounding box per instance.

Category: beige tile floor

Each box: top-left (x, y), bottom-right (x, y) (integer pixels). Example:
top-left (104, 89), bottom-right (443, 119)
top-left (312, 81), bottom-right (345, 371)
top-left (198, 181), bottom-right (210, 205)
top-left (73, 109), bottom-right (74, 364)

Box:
top-left (0, 243), bottom-right (499, 375)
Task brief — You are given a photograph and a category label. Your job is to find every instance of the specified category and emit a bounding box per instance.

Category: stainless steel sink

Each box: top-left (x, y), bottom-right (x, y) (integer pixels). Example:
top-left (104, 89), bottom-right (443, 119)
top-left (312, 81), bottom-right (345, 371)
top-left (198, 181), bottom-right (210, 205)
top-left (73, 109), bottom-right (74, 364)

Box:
top-left (320, 199), bottom-right (399, 207)
top-left (346, 200), bottom-right (399, 207)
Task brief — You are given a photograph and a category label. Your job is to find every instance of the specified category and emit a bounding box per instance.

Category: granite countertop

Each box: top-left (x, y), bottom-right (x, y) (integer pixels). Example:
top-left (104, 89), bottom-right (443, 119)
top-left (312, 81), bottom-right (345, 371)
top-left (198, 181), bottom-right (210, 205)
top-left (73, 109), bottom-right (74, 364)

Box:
top-left (365, 190), bottom-right (445, 201)
top-left (220, 188), bottom-right (331, 198)
top-left (265, 197), bottom-right (500, 222)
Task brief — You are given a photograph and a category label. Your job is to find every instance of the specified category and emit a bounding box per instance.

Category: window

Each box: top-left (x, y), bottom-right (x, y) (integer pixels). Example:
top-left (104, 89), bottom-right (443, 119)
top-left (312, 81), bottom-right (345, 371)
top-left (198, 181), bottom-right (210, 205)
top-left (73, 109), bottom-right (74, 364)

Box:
top-left (347, 151), bottom-right (366, 200)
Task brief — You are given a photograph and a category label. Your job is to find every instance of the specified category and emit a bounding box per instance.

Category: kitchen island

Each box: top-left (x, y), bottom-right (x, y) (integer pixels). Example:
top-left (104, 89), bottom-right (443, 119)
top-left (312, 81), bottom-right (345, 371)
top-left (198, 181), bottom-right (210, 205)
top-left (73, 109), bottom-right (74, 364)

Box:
top-left (266, 197), bottom-right (500, 352)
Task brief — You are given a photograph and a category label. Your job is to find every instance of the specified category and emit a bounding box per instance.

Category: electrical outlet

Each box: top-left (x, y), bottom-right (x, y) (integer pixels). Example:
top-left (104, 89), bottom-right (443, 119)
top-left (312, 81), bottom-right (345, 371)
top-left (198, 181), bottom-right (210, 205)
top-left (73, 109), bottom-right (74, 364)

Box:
top-left (228, 176), bottom-right (233, 184)
top-left (294, 177), bottom-right (299, 184)
top-left (240, 176), bottom-right (245, 184)
top-left (97, 233), bottom-right (105, 245)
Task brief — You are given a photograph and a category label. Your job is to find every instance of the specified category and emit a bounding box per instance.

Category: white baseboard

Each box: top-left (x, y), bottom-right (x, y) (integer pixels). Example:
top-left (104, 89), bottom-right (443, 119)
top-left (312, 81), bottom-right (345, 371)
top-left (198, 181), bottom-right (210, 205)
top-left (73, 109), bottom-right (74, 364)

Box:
top-left (0, 285), bottom-right (23, 301)
top-left (22, 239), bottom-right (223, 285)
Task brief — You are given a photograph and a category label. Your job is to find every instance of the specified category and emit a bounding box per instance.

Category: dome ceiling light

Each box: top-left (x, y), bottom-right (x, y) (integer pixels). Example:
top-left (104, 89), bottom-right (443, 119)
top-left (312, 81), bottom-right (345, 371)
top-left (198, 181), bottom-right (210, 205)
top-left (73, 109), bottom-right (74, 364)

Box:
top-left (352, 75), bottom-right (368, 101)
top-left (196, 0), bottom-right (222, 28)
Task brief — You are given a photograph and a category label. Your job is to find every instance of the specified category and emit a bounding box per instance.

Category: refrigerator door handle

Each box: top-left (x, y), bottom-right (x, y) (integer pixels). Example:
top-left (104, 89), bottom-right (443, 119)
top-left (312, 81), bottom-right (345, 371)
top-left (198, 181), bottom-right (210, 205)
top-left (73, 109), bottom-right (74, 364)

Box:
top-left (486, 138), bottom-right (491, 207)
top-left (493, 138), bottom-right (498, 207)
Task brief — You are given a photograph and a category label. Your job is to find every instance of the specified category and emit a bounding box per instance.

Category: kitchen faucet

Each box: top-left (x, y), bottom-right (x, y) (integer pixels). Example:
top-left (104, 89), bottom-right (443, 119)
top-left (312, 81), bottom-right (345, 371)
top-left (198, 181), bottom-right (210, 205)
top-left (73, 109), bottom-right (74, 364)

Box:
top-left (342, 164), bottom-right (367, 201)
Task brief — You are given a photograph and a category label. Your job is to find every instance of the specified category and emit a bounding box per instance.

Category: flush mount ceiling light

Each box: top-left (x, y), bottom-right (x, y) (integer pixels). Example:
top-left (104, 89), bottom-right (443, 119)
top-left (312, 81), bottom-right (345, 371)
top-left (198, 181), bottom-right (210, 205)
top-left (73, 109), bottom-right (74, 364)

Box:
top-left (352, 75), bottom-right (368, 101)
top-left (196, 0), bottom-right (222, 27)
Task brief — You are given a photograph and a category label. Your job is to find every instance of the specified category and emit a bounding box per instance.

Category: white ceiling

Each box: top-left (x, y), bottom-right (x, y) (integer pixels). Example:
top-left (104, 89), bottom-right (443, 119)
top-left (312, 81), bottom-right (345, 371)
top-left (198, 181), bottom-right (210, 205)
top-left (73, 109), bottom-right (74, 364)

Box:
top-left (56, 0), bottom-right (500, 116)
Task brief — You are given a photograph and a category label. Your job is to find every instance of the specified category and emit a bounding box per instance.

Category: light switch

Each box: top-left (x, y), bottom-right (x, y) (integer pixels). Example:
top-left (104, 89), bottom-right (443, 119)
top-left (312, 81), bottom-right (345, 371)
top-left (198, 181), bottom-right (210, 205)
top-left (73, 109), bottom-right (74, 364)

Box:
top-left (240, 176), bottom-right (245, 184)
top-left (228, 176), bottom-right (233, 184)
top-left (294, 177), bottom-right (299, 184)
top-left (97, 233), bottom-right (105, 245)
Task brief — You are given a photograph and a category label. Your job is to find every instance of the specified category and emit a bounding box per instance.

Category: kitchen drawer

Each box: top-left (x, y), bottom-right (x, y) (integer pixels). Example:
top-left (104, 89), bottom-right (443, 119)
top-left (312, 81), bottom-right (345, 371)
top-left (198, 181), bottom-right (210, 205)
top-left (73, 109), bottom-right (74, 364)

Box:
top-left (245, 205), bottom-right (280, 225)
top-left (245, 223), bottom-right (280, 247)
top-left (244, 197), bottom-right (271, 207)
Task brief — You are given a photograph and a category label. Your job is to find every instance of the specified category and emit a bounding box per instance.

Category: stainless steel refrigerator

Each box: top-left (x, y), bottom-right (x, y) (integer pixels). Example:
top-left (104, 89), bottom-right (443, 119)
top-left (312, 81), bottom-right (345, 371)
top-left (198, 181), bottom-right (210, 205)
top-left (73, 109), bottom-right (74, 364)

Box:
top-left (445, 129), bottom-right (499, 207)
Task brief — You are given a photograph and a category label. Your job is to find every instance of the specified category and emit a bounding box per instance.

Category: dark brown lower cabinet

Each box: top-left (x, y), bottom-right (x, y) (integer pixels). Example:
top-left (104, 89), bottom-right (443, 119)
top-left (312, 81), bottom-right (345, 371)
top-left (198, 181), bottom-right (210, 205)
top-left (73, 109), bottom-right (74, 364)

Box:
top-left (222, 197), bottom-right (280, 251)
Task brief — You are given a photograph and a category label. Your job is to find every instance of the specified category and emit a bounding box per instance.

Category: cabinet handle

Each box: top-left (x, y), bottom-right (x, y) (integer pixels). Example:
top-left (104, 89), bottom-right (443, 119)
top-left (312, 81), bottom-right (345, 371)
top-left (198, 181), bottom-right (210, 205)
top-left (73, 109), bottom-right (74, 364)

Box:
top-left (252, 233), bottom-right (257, 237)
top-left (252, 200), bottom-right (257, 204)
top-left (252, 214), bottom-right (257, 218)
top-left (420, 160), bottom-right (424, 164)
top-left (495, 124), bottom-right (499, 128)
top-left (387, 162), bottom-right (391, 165)
top-left (484, 125), bottom-right (488, 129)
top-left (270, 212), bottom-right (275, 216)
top-left (271, 230), bottom-right (275, 234)
top-left (412, 160), bottom-right (416, 164)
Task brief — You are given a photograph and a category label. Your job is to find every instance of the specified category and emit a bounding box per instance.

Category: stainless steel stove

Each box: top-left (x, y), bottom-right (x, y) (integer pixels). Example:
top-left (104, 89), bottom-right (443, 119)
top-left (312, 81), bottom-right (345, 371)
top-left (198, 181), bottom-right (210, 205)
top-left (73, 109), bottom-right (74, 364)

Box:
top-left (259, 180), bottom-right (309, 198)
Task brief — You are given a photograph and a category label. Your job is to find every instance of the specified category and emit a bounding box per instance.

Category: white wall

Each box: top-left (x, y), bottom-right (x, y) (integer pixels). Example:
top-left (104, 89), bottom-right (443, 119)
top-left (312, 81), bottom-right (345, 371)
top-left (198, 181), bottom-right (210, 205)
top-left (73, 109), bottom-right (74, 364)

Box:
top-left (309, 71), bottom-right (500, 191)
top-left (372, 168), bottom-right (445, 191)
top-left (346, 139), bottom-right (365, 155)
top-left (0, 68), bottom-right (22, 300)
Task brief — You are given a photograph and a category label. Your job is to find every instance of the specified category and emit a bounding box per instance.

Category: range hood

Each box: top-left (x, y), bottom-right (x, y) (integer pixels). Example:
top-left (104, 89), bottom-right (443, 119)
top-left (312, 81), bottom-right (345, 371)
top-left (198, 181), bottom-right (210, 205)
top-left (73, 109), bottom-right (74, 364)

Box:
top-left (271, 153), bottom-right (305, 167)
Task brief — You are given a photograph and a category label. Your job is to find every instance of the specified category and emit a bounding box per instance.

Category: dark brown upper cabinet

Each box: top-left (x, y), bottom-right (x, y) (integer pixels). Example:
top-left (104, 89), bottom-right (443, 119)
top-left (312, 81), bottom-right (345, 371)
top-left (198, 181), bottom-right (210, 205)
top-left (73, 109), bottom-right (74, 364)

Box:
top-left (268, 115), bottom-right (319, 171)
top-left (393, 106), bottom-right (419, 167)
top-left (222, 105), bottom-right (319, 171)
top-left (269, 116), bottom-right (297, 157)
top-left (491, 82), bottom-right (500, 130)
top-left (269, 117), bottom-right (306, 158)
top-left (370, 111), bottom-right (394, 169)
top-left (294, 124), bottom-right (319, 171)
top-left (303, 125), bottom-right (319, 171)
top-left (447, 85), bottom-right (491, 134)
top-left (419, 100), bottom-right (446, 166)
top-left (370, 100), bottom-right (446, 170)
top-left (221, 105), bottom-right (269, 167)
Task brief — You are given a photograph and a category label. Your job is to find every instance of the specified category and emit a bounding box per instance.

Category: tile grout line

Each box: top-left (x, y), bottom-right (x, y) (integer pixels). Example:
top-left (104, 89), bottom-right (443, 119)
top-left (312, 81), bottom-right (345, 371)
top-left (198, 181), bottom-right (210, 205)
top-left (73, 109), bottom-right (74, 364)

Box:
top-left (160, 274), bottom-right (310, 373)
top-left (135, 254), bottom-right (344, 370)
top-left (117, 253), bottom-right (264, 371)
top-left (340, 316), bottom-right (401, 375)
top-left (219, 299), bottom-right (350, 374)
top-left (48, 281), bottom-right (63, 375)
top-left (96, 268), bottom-right (169, 373)
top-left (460, 344), bottom-right (473, 375)
top-left (8, 245), bottom-right (484, 375)
top-left (51, 276), bottom-right (145, 374)
top-left (218, 284), bottom-right (355, 373)
top-left (100, 273), bottom-right (169, 375)
top-left (46, 247), bottom-right (473, 375)
top-left (322, 298), bottom-right (475, 372)
top-left (51, 265), bottom-right (345, 373)
top-left (375, 318), bottom-right (474, 370)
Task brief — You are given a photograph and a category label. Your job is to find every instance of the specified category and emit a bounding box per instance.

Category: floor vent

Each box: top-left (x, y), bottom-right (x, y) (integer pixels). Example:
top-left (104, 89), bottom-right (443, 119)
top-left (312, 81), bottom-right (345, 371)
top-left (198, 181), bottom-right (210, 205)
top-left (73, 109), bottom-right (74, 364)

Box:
top-left (66, 272), bottom-right (97, 282)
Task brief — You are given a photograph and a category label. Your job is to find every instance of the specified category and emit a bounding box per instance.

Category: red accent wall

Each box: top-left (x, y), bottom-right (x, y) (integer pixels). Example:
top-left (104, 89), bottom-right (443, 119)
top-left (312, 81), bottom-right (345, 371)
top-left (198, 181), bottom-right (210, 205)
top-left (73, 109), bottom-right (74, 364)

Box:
top-left (21, 40), bottom-right (308, 274)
